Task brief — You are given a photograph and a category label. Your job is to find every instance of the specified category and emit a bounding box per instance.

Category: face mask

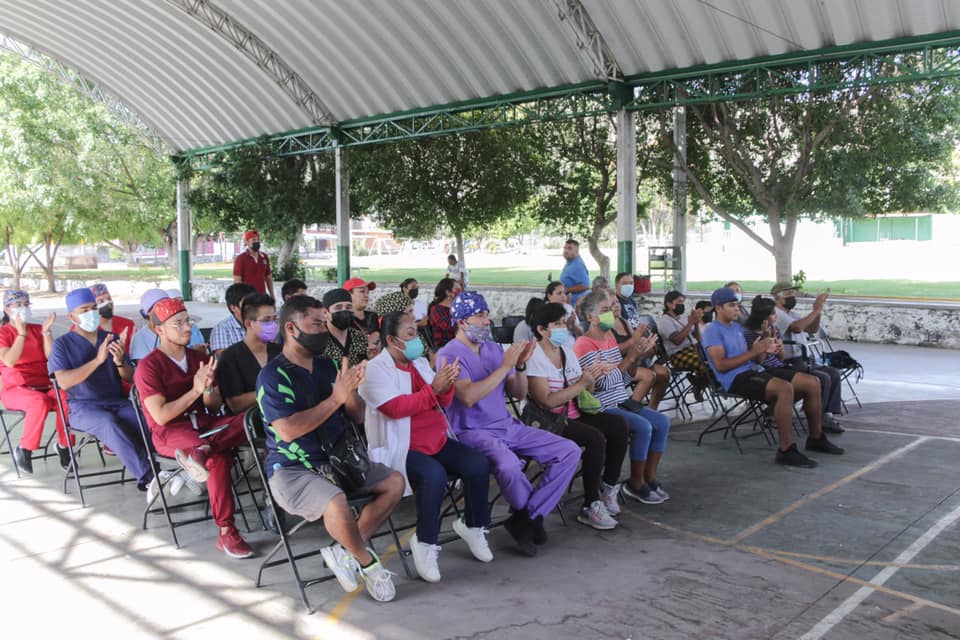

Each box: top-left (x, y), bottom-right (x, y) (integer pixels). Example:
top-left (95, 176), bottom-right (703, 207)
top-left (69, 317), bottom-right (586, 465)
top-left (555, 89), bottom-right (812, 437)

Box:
top-left (257, 320), bottom-right (279, 342)
top-left (463, 323), bottom-right (492, 344)
top-left (619, 284), bottom-right (634, 298)
top-left (330, 310), bottom-right (354, 331)
top-left (293, 327), bottom-right (326, 354)
top-left (77, 309), bottom-right (100, 332)
top-left (701, 311), bottom-right (714, 323)
top-left (597, 311), bottom-right (616, 331)
top-left (734, 293), bottom-right (743, 303)
top-left (547, 327), bottom-right (571, 347)
top-left (673, 303), bottom-right (685, 316)
top-left (97, 301), bottom-right (114, 319)
top-left (251, 242), bottom-right (261, 252)
top-left (9, 307), bottom-right (31, 324)
top-left (783, 296), bottom-right (797, 310)
top-left (399, 336), bottom-right (424, 360)
top-left (407, 287), bottom-right (419, 300)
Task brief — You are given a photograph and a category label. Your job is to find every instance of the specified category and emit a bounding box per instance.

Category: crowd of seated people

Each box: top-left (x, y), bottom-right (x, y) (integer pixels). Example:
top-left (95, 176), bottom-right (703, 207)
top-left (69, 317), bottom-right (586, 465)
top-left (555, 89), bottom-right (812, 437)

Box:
top-left (0, 250), bottom-right (857, 605)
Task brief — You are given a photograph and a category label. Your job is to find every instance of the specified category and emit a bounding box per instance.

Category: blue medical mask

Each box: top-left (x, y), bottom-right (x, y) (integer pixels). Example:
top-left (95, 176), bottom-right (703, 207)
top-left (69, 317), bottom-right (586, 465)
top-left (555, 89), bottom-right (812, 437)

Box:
top-left (734, 293), bottom-right (743, 303)
top-left (77, 309), bottom-right (100, 332)
top-left (548, 327), bottom-right (571, 347)
top-left (620, 284), bottom-right (634, 298)
top-left (400, 336), bottom-right (424, 360)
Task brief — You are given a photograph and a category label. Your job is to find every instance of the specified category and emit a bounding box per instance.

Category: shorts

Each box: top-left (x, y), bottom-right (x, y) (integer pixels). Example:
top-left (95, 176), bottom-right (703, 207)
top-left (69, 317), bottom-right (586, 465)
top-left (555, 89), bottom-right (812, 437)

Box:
top-left (728, 369), bottom-right (781, 402)
top-left (268, 462), bottom-right (394, 522)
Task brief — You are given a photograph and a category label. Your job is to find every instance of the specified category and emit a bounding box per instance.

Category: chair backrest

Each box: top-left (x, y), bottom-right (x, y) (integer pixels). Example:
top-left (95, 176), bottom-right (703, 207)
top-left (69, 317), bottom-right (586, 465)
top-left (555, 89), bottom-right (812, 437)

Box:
top-left (500, 315), bottom-right (524, 331)
top-left (492, 325), bottom-right (515, 344)
top-left (696, 342), bottom-right (726, 394)
top-left (637, 313), bottom-right (659, 335)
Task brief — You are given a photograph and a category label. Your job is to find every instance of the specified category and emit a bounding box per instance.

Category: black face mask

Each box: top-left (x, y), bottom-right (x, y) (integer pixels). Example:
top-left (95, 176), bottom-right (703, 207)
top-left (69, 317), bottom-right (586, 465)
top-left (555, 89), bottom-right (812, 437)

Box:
top-left (407, 287), bottom-right (419, 300)
top-left (673, 303), bottom-right (685, 316)
top-left (783, 296), bottom-right (797, 310)
top-left (293, 328), bottom-right (326, 354)
top-left (98, 303), bottom-right (114, 319)
top-left (330, 310), bottom-right (354, 331)
top-left (251, 242), bottom-right (261, 252)
top-left (701, 311), bottom-right (714, 323)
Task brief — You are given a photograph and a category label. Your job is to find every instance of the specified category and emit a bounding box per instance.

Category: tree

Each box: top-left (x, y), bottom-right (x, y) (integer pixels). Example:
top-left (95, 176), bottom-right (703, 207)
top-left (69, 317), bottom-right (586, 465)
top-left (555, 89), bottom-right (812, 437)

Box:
top-left (528, 114), bottom-right (659, 279)
top-left (183, 140), bottom-right (335, 279)
top-left (350, 127), bottom-right (541, 267)
top-left (658, 66), bottom-right (960, 282)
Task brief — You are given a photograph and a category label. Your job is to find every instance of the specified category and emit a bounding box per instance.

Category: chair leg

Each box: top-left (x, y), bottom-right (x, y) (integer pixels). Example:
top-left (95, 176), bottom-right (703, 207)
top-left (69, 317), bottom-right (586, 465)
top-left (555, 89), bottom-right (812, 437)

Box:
top-left (385, 516), bottom-right (415, 579)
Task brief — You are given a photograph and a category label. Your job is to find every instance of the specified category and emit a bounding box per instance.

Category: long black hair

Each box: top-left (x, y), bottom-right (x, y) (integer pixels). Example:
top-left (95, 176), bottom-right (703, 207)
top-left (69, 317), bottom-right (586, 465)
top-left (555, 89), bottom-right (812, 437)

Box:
top-left (379, 311), bottom-right (408, 347)
top-left (531, 303), bottom-right (566, 340)
top-left (744, 295), bottom-right (777, 331)
top-left (429, 277), bottom-right (457, 312)
top-left (544, 281), bottom-right (564, 301)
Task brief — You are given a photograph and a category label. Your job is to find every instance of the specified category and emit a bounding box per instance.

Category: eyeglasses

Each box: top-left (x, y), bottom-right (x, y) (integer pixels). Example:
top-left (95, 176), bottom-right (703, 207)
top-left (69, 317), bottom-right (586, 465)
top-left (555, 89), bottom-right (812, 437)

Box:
top-left (164, 319), bottom-right (193, 331)
top-left (255, 315), bottom-right (278, 324)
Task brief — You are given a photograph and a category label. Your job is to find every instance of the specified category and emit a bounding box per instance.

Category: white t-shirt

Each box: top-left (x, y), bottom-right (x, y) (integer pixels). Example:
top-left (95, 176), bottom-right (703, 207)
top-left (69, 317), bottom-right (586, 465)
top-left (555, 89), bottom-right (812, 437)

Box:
top-left (657, 313), bottom-right (697, 358)
top-left (512, 321), bottom-right (534, 343)
top-left (446, 262), bottom-right (468, 287)
top-left (775, 306), bottom-right (807, 359)
top-left (412, 298), bottom-right (428, 322)
top-left (525, 343), bottom-right (583, 418)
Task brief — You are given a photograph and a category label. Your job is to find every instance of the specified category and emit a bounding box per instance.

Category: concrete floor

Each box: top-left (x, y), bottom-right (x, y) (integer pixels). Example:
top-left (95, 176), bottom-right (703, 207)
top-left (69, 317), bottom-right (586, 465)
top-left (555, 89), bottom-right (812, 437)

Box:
top-left (1, 340), bottom-right (958, 640)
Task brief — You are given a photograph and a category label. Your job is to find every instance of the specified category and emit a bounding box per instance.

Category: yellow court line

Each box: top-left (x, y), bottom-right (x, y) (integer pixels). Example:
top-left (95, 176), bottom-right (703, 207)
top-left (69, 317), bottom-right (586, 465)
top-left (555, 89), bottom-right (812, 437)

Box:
top-left (326, 528), bottom-right (416, 624)
top-left (728, 437), bottom-right (929, 544)
top-left (750, 547), bottom-right (960, 571)
top-left (882, 601), bottom-right (926, 623)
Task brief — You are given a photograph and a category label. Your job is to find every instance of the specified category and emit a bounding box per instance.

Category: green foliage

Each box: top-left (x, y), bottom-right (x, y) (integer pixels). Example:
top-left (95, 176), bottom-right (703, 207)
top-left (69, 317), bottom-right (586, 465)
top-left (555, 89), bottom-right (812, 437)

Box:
top-left (350, 127), bottom-right (541, 255)
top-left (792, 270), bottom-right (807, 289)
top-left (270, 249), bottom-right (305, 281)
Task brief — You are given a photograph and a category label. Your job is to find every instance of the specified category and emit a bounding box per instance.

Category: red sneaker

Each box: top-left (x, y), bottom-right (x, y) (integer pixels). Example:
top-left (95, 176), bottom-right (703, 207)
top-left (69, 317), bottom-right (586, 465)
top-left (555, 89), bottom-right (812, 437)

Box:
top-left (175, 445), bottom-right (210, 483)
top-left (217, 527), bottom-right (254, 559)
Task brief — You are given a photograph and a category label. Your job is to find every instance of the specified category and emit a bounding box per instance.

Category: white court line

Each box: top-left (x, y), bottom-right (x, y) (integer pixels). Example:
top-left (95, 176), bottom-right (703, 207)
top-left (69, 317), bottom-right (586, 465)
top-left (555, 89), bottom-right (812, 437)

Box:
top-left (799, 501), bottom-right (960, 640)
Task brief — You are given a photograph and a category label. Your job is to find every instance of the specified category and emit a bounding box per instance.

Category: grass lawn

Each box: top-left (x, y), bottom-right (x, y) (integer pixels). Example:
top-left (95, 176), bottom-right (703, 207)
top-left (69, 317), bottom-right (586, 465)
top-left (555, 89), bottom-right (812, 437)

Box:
top-left (18, 266), bottom-right (960, 300)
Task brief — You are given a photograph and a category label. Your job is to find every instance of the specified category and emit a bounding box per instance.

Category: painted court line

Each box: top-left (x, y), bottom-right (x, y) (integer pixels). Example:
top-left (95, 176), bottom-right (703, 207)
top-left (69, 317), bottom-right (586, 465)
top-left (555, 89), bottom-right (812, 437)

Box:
top-left (798, 501), bottom-right (960, 640)
top-left (729, 437), bottom-right (928, 544)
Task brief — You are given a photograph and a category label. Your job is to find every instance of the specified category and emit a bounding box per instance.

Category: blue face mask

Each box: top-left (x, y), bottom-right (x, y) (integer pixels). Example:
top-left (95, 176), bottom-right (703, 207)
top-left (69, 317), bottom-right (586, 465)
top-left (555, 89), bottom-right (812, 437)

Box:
top-left (548, 327), bottom-right (571, 347)
top-left (400, 336), bottom-right (425, 360)
top-left (734, 293), bottom-right (743, 303)
top-left (620, 284), bottom-right (634, 298)
top-left (77, 309), bottom-right (100, 332)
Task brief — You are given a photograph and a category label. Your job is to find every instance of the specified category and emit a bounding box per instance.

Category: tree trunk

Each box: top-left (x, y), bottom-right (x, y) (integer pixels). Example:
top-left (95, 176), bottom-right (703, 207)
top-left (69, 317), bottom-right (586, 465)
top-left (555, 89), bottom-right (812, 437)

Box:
top-left (276, 230), bottom-right (302, 279)
top-left (163, 220), bottom-right (178, 278)
top-left (587, 227), bottom-right (610, 282)
top-left (3, 226), bottom-right (26, 290)
top-left (769, 215), bottom-right (798, 284)
top-left (454, 227), bottom-right (465, 274)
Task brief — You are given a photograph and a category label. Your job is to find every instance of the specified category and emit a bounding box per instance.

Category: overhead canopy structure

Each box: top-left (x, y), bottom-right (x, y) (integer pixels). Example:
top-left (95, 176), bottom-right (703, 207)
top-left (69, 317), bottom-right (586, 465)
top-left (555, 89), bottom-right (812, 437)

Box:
top-left (3, 0), bottom-right (960, 293)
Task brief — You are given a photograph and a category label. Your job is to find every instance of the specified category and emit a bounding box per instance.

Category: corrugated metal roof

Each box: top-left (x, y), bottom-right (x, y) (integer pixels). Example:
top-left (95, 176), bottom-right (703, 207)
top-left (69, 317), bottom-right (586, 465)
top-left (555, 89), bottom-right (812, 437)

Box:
top-left (0, 0), bottom-right (958, 153)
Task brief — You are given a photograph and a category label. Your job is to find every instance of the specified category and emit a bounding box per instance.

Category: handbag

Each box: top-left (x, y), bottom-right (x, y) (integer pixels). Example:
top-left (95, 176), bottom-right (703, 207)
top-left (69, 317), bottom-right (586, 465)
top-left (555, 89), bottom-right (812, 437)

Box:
top-left (576, 388), bottom-right (603, 415)
top-left (520, 348), bottom-right (569, 435)
top-left (320, 424), bottom-right (371, 492)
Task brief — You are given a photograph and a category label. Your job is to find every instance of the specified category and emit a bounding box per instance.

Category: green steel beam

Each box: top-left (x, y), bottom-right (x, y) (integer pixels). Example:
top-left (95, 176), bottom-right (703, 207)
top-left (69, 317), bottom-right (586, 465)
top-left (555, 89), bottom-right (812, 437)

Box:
top-left (174, 30), bottom-right (960, 165)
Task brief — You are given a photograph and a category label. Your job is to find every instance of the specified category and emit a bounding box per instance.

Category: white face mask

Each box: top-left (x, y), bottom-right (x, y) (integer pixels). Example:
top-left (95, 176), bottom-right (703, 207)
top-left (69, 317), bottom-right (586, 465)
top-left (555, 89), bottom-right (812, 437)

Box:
top-left (9, 307), bottom-right (31, 324)
top-left (77, 309), bottom-right (100, 332)
top-left (620, 284), bottom-right (634, 298)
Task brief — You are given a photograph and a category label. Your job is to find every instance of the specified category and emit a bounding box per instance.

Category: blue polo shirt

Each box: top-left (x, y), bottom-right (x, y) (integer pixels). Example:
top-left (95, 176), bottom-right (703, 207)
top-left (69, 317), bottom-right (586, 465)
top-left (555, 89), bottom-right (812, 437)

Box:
top-left (560, 255), bottom-right (590, 304)
top-left (48, 330), bottom-right (130, 406)
top-left (256, 354), bottom-right (346, 478)
top-left (701, 321), bottom-right (756, 391)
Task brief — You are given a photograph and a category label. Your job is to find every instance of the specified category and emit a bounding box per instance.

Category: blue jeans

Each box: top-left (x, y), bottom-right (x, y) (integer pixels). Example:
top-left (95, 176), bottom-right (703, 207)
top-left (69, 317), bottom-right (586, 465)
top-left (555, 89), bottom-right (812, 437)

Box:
top-left (604, 406), bottom-right (670, 462)
top-left (406, 439), bottom-right (491, 545)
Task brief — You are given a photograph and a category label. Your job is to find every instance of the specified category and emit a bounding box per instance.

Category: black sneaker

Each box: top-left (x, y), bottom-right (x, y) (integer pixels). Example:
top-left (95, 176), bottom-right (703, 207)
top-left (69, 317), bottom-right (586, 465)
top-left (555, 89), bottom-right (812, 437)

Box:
top-left (806, 434), bottom-right (844, 455)
top-left (775, 443), bottom-right (818, 468)
top-left (56, 444), bottom-right (74, 472)
top-left (619, 398), bottom-right (645, 413)
top-left (503, 510), bottom-right (537, 557)
top-left (13, 446), bottom-right (33, 474)
top-left (531, 514), bottom-right (548, 545)
top-left (821, 415), bottom-right (845, 434)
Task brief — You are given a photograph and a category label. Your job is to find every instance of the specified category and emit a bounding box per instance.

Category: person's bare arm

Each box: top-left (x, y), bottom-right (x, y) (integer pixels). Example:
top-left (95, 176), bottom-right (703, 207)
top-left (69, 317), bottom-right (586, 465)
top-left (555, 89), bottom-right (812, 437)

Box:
top-left (453, 342), bottom-right (525, 408)
top-left (707, 338), bottom-right (768, 372)
top-left (225, 391), bottom-right (256, 415)
top-left (269, 358), bottom-right (363, 441)
top-left (54, 336), bottom-right (114, 389)
top-left (669, 309), bottom-right (703, 345)
top-left (786, 292), bottom-right (828, 334)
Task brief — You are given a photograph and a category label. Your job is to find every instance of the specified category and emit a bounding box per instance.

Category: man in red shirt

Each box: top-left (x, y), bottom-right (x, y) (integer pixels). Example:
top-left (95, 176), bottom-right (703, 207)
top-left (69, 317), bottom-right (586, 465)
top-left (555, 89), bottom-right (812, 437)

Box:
top-left (0, 289), bottom-right (71, 473)
top-left (89, 283), bottom-right (135, 354)
top-left (133, 297), bottom-right (253, 559)
top-left (233, 229), bottom-right (273, 295)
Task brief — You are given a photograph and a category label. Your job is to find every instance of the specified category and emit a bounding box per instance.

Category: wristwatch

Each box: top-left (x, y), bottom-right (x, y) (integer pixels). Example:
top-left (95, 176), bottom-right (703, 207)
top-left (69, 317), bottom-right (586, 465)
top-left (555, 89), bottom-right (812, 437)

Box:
top-left (515, 363), bottom-right (527, 372)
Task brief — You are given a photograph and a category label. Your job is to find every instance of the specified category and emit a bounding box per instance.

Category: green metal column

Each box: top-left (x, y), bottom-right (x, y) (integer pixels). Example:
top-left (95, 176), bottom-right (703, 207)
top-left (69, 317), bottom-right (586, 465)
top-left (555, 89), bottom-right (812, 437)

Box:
top-left (616, 109), bottom-right (637, 276)
top-left (175, 178), bottom-right (192, 300)
top-left (335, 145), bottom-right (350, 284)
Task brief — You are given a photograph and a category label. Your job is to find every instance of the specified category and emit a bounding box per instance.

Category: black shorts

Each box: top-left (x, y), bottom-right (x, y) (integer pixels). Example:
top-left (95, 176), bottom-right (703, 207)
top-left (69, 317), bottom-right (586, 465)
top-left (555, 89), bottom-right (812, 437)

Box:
top-left (729, 367), bottom-right (796, 400)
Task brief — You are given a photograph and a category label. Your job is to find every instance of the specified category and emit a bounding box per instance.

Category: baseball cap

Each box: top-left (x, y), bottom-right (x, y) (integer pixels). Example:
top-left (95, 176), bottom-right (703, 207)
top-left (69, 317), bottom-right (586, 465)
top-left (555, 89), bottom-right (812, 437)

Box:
top-left (451, 291), bottom-right (489, 322)
top-left (139, 288), bottom-right (169, 317)
top-left (322, 288), bottom-right (352, 308)
top-left (243, 229), bottom-right (259, 242)
top-left (710, 287), bottom-right (739, 309)
top-left (770, 282), bottom-right (796, 297)
top-left (343, 277), bottom-right (376, 292)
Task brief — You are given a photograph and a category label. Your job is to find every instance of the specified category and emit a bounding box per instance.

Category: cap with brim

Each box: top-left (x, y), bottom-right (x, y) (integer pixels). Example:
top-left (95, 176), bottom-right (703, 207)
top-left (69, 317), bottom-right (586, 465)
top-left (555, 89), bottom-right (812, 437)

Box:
top-left (4, 290), bottom-right (29, 307)
top-left (140, 288), bottom-right (169, 316)
top-left (152, 298), bottom-right (187, 323)
top-left (243, 229), bottom-right (259, 242)
top-left (770, 282), bottom-right (796, 297)
top-left (322, 288), bottom-right (352, 308)
top-left (451, 291), bottom-right (489, 322)
top-left (710, 287), bottom-right (739, 309)
top-left (343, 277), bottom-right (376, 292)
top-left (66, 288), bottom-right (96, 312)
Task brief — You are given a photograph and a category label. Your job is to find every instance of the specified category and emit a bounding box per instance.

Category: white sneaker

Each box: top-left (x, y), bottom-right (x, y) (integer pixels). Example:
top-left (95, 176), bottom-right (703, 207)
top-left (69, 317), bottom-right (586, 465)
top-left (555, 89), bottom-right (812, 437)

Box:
top-left (410, 534), bottom-right (442, 583)
top-left (577, 500), bottom-right (618, 530)
top-left (146, 470), bottom-right (176, 505)
top-left (359, 553), bottom-right (396, 603)
top-left (452, 517), bottom-right (493, 562)
top-left (320, 544), bottom-right (360, 593)
top-left (600, 482), bottom-right (621, 516)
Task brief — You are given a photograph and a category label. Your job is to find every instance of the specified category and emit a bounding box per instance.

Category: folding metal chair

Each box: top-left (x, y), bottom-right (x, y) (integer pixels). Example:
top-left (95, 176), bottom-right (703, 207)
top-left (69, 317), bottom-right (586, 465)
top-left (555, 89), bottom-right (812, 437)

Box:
top-left (808, 332), bottom-right (863, 410)
top-left (130, 384), bottom-right (252, 548)
top-left (50, 374), bottom-right (129, 506)
top-left (243, 407), bottom-right (410, 614)
top-left (0, 408), bottom-right (26, 478)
